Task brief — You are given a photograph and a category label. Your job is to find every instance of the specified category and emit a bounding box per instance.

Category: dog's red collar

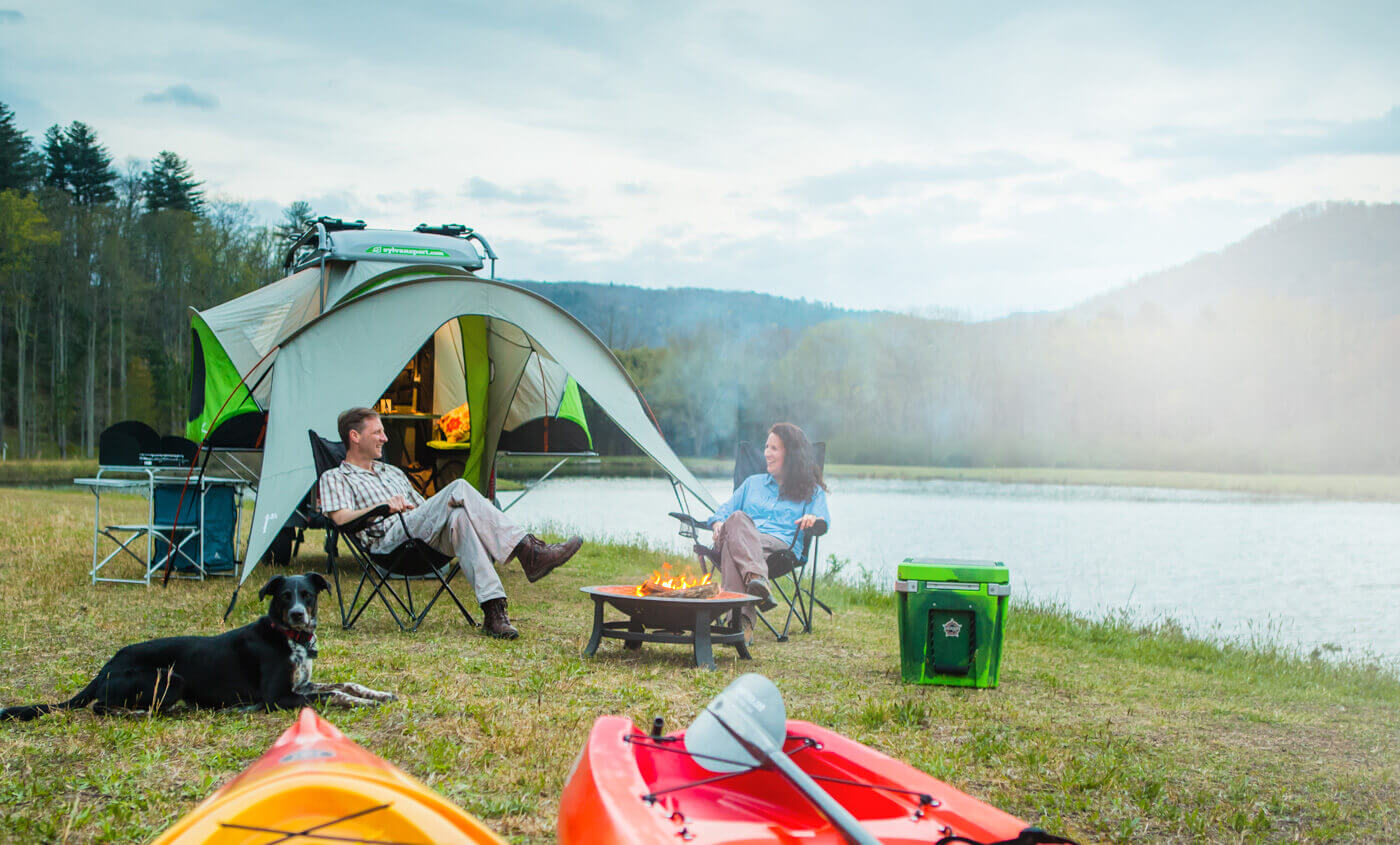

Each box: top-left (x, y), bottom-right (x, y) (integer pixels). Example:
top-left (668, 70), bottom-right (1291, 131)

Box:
top-left (269, 621), bottom-right (317, 653)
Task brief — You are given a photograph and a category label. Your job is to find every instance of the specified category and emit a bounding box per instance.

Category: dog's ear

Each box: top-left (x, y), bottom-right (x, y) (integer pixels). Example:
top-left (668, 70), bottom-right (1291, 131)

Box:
top-left (307, 572), bottom-right (331, 594)
top-left (258, 575), bottom-right (286, 602)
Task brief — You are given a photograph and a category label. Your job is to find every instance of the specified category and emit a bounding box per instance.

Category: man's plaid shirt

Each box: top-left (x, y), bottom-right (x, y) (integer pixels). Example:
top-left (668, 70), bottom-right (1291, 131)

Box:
top-left (317, 460), bottom-right (424, 544)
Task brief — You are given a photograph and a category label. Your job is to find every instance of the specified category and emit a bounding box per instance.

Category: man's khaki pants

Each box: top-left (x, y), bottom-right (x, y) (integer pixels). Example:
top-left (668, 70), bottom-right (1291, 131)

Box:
top-left (372, 479), bottom-right (526, 605)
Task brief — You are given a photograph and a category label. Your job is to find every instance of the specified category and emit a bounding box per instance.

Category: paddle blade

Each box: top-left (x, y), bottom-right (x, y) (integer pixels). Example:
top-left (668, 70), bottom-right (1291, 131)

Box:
top-left (685, 673), bottom-right (788, 773)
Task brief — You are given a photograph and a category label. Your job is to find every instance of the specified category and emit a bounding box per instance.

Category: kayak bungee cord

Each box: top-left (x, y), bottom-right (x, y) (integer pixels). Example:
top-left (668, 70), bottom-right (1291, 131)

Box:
top-left (217, 801), bottom-right (417, 845)
top-left (623, 730), bottom-right (1080, 845)
top-left (625, 732), bottom-right (938, 808)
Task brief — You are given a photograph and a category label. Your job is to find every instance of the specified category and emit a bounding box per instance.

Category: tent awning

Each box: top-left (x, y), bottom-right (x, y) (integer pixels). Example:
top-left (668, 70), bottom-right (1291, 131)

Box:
top-left (238, 274), bottom-right (716, 585)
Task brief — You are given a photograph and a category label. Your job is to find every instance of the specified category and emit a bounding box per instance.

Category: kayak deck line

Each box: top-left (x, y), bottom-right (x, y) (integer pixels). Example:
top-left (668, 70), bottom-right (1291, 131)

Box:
top-left (625, 732), bottom-right (940, 810)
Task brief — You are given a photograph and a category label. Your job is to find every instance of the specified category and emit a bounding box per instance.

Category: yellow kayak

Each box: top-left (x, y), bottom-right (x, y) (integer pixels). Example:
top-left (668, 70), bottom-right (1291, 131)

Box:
top-left (152, 708), bottom-right (505, 844)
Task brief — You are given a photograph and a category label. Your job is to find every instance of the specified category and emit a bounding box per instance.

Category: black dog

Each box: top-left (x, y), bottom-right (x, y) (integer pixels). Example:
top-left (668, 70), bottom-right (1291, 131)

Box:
top-left (1, 574), bottom-right (393, 721)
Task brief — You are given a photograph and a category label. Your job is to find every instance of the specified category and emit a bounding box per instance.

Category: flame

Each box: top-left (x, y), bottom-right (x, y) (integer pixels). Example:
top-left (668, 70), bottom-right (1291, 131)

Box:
top-left (634, 561), bottom-right (713, 595)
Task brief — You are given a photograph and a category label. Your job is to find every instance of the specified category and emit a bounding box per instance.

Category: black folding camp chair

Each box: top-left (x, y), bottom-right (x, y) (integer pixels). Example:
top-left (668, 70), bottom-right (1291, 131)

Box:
top-left (308, 430), bottom-right (477, 632)
top-left (670, 440), bottom-right (832, 641)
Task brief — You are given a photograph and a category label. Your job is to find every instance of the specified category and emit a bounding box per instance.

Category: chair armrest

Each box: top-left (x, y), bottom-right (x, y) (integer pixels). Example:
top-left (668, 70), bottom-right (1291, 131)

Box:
top-left (807, 519), bottom-right (829, 538)
top-left (337, 503), bottom-right (392, 534)
top-left (668, 511), bottom-right (711, 531)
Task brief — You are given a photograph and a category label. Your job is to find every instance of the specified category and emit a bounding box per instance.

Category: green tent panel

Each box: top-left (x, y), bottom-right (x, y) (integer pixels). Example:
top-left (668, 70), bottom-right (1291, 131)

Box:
top-left (459, 315), bottom-right (491, 492)
top-left (558, 377), bottom-right (593, 449)
top-left (187, 313), bottom-right (260, 441)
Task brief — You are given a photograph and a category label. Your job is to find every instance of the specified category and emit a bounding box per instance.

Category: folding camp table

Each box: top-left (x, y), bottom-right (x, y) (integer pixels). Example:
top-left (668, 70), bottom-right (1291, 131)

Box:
top-left (75, 466), bottom-right (249, 585)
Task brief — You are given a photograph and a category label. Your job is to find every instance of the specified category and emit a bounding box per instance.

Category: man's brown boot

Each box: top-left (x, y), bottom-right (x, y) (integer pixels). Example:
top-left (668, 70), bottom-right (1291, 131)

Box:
top-left (512, 534), bottom-right (583, 583)
top-left (480, 597), bottom-right (518, 639)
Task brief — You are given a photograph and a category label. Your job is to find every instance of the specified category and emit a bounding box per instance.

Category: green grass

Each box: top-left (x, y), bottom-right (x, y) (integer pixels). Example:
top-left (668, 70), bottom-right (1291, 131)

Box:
top-left (0, 458), bottom-right (99, 486)
top-left (0, 488), bottom-right (1397, 843)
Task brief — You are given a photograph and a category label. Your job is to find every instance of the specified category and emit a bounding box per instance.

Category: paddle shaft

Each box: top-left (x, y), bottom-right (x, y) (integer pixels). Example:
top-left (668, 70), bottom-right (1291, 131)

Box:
top-left (767, 750), bottom-right (881, 845)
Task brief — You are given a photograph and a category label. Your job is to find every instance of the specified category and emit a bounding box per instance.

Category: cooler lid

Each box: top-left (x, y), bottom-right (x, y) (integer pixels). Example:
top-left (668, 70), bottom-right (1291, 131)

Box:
top-left (898, 557), bottom-right (1009, 584)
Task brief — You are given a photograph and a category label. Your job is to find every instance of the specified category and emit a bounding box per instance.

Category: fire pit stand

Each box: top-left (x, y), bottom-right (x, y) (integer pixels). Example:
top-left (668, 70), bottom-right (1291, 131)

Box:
top-left (580, 586), bottom-right (761, 670)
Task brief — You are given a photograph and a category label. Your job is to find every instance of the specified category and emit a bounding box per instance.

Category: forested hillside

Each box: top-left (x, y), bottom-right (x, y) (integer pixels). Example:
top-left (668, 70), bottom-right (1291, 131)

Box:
top-left (0, 104), bottom-right (278, 457)
top-left (575, 202), bottom-right (1400, 473)
top-left (2, 99), bottom-right (1395, 473)
top-left (511, 280), bottom-right (868, 348)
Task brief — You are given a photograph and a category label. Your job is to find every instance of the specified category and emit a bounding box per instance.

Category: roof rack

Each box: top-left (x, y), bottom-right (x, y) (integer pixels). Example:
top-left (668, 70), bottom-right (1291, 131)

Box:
top-left (280, 220), bottom-right (499, 277)
top-left (414, 223), bottom-right (470, 237)
top-left (315, 216), bottom-right (367, 232)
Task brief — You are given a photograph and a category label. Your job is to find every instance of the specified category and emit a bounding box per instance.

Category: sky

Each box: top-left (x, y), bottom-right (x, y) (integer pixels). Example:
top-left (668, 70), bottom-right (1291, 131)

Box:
top-left (3, 1), bottom-right (1397, 317)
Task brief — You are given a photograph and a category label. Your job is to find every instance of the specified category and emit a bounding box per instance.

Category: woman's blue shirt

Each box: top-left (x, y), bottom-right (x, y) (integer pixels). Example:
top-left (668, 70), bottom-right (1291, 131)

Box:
top-left (707, 473), bottom-right (831, 547)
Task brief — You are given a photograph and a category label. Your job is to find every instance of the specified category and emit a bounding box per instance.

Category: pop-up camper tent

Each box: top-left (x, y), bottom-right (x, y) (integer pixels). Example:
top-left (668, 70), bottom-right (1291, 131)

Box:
top-left (189, 221), bottom-right (592, 469)
top-left (182, 220), bottom-right (715, 592)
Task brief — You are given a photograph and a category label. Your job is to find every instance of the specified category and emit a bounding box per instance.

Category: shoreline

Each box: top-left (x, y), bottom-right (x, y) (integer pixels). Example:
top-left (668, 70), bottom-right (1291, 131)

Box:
top-left (7, 456), bottom-right (1400, 501)
top-left (498, 455), bottom-right (1400, 502)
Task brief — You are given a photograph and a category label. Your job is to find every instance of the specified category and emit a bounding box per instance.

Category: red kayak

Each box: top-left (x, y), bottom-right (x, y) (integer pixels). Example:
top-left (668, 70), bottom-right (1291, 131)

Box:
top-left (559, 715), bottom-right (1055, 844)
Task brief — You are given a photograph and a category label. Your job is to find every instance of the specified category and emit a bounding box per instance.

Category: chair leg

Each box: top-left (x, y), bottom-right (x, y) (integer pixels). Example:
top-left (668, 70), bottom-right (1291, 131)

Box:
top-left (328, 549), bottom-right (350, 628)
top-left (430, 565), bottom-right (478, 627)
top-left (755, 607), bottom-right (785, 641)
top-left (408, 565), bottom-right (472, 631)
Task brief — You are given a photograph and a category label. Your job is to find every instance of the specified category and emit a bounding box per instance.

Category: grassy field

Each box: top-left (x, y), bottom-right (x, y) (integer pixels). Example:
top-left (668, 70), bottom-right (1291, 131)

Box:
top-left (0, 458), bottom-right (99, 486)
top-left (0, 488), bottom-right (1397, 843)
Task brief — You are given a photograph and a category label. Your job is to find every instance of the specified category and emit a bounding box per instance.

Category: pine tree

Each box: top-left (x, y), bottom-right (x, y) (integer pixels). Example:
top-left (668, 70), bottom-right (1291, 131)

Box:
top-left (44, 121), bottom-right (116, 204)
top-left (0, 102), bottom-right (42, 192)
top-left (143, 150), bottom-right (205, 214)
top-left (275, 200), bottom-right (316, 245)
top-left (42, 124), bottom-right (68, 190)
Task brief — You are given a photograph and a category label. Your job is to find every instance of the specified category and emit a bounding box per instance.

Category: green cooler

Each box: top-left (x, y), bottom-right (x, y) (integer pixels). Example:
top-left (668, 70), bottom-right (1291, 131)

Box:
top-left (896, 558), bottom-right (1009, 687)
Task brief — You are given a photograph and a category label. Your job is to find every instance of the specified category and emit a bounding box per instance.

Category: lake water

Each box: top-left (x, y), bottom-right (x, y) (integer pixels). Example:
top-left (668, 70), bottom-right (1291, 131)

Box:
top-left (501, 476), bottom-right (1400, 666)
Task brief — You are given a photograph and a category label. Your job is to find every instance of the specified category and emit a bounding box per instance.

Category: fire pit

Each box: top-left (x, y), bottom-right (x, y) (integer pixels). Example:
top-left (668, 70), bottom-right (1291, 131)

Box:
top-left (581, 585), bottom-right (760, 670)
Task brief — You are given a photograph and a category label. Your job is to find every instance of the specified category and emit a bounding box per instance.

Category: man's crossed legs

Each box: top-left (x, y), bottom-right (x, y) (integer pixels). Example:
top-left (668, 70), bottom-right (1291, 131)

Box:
top-left (372, 478), bottom-right (582, 638)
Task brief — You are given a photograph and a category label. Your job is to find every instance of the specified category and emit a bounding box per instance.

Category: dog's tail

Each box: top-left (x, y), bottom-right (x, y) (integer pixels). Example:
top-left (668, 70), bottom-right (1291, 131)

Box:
top-left (1, 678), bottom-right (101, 722)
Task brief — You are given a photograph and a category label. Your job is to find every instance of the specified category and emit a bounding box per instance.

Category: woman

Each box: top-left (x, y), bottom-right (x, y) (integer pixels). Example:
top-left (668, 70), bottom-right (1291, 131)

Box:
top-left (708, 422), bottom-right (830, 643)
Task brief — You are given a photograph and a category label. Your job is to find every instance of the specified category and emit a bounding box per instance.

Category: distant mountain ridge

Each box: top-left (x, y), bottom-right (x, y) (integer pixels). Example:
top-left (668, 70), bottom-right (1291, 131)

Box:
top-left (1073, 202), bottom-right (1400, 320)
top-left (507, 202), bottom-right (1399, 347)
top-left (506, 280), bottom-right (875, 347)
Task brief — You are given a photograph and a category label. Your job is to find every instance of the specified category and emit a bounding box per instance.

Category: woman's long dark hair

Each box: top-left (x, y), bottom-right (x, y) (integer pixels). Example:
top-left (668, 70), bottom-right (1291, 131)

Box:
top-left (771, 422), bottom-right (827, 502)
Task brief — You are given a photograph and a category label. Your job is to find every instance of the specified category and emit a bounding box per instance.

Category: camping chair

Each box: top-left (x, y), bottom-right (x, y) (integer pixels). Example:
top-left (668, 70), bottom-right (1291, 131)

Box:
top-left (308, 430), bottom-right (477, 632)
top-left (669, 441), bottom-right (832, 641)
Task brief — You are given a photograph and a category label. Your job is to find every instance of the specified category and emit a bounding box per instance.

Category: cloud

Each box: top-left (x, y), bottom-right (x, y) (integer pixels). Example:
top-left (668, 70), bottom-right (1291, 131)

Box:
top-left (535, 210), bottom-right (596, 233)
top-left (1134, 106), bottom-right (1400, 175)
top-left (789, 153), bottom-right (1052, 205)
top-left (616, 181), bottom-right (648, 195)
top-left (0, 9), bottom-right (22, 23)
top-left (141, 84), bottom-right (219, 110)
top-left (375, 188), bottom-right (442, 210)
top-left (1019, 170), bottom-right (1131, 201)
top-left (462, 177), bottom-right (563, 204)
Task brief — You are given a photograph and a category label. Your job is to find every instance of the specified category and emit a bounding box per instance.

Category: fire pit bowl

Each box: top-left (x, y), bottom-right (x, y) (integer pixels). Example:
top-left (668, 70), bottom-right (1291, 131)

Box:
top-left (581, 585), bottom-right (760, 670)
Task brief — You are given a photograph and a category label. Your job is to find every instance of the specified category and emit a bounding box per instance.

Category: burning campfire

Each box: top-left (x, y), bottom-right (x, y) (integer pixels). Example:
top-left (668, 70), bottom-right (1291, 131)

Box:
top-left (634, 562), bottom-right (718, 598)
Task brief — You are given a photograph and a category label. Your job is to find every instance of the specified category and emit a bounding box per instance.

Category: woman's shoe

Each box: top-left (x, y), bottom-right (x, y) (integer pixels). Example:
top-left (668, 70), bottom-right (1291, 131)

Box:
top-left (745, 576), bottom-right (778, 611)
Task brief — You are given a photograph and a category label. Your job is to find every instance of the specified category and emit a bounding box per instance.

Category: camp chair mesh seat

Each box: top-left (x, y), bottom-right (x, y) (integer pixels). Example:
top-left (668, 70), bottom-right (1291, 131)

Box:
top-left (670, 440), bottom-right (832, 641)
top-left (309, 431), bottom-right (477, 632)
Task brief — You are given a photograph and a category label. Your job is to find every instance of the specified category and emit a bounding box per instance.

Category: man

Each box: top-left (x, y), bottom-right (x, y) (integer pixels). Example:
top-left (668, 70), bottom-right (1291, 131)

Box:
top-left (318, 407), bottom-right (582, 639)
